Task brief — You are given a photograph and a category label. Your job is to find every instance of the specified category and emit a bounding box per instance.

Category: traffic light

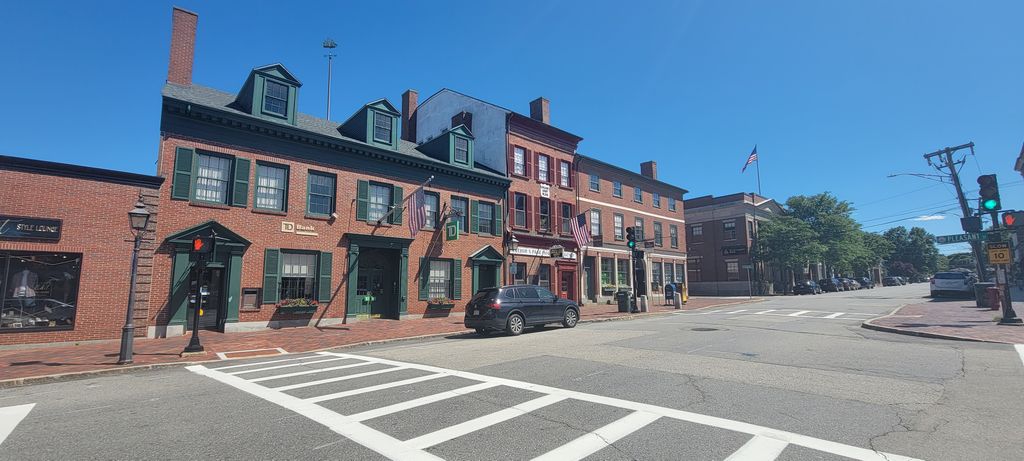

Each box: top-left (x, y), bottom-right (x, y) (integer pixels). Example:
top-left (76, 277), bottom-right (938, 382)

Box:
top-left (960, 216), bottom-right (982, 233)
top-left (977, 174), bottom-right (1001, 212)
top-left (625, 227), bottom-right (636, 249)
top-left (1002, 211), bottom-right (1024, 228)
top-left (191, 236), bottom-right (213, 254)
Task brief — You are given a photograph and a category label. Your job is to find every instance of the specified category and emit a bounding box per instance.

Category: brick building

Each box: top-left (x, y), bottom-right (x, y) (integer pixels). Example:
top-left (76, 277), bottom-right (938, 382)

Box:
top-left (0, 155), bottom-right (162, 346)
top-left (683, 193), bottom-right (785, 296)
top-left (575, 157), bottom-right (688, 304)
top-left (413, 90), bottom-right (584, 301)
top-left (149, 8), bottom-right (509, 336)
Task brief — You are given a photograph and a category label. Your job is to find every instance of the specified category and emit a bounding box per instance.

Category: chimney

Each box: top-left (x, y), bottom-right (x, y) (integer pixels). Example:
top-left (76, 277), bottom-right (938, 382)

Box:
top-left (401, 89), bottom-right (418, 142)
top-left (529, 97), bottom-right (550, 124)
top-left (451, 111), bottom-right (473, 131)
top-left (640, 161), bottom-right (658, 180)
top-left (167, 7), bottom-right (198, 85)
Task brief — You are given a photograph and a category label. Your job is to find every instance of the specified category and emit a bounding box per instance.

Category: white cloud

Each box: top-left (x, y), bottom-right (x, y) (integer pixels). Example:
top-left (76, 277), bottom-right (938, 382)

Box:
top-left (912, 215), bottom-right (946, 221)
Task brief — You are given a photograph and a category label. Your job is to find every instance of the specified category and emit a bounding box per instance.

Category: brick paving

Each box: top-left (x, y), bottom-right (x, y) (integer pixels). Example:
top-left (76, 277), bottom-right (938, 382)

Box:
top-left (0, 296), bottom-right (759, 386)
top-left (863, 289), bottom-right (1024, 344)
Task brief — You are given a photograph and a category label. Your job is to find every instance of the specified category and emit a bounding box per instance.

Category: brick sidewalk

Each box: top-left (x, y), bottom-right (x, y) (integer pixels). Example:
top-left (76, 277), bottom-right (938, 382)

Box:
top-left (0, 296), bottom-right (759, 386)
top-left (863, 292), bottom-right (1024, 344)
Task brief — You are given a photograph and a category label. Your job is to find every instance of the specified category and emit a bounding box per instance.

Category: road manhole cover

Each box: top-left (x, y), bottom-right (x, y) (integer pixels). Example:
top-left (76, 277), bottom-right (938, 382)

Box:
top-left (691, 327), bottom-right (719, 332)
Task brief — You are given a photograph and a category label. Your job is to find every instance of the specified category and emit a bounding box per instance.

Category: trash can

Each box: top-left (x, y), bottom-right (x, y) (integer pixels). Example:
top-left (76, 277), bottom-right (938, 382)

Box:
top-left (985, 286), bottom-right (1001, 310)
top-left (974, 282), bottom-right (996, 308)
top-left (664, 284), bottom-right (675, 305)
top-left (616, 290), bottom-right (632, 313)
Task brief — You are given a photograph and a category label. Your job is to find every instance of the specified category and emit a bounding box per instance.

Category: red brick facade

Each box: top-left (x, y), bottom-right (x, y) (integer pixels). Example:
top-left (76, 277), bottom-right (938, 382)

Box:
top-left (0, 157), bottom-right (162, 346)
top-left (576, 157), bottom-right (688, 304)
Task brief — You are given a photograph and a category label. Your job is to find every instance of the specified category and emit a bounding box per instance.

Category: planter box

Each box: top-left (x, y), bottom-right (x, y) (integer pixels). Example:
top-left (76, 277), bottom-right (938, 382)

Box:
top-left (275, 305), bottom-right (318, 314)
top-left (426, 303), bottom-right (455, 310)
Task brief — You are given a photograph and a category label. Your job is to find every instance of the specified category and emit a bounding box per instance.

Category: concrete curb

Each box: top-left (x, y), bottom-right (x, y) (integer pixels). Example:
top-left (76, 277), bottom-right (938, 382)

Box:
top-left (859, 303), bottom-right (997, 344)
top-left (0, 298), bottom-right (765, 389)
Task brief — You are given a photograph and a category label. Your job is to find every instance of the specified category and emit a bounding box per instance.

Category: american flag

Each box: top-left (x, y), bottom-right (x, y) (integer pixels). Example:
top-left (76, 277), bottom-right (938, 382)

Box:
top-left (408, 187), bottom-right (427, 237)
top-left (741, 145), bottom-right (758, 173)
top-left (570, 212), bottom-right (591, 248)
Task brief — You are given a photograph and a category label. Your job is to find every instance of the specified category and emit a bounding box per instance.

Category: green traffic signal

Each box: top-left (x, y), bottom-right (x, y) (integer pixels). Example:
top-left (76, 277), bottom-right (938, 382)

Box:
top-left (982, 199), bottom-right (999, 211)
top-left (977, 174), bottom-right (1001, 212)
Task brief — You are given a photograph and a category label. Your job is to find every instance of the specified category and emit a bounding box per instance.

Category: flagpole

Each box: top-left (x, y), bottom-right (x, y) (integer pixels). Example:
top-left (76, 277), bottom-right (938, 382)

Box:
top-left (377, 175), bottom-right (434, 225)
top-left (752, 146), bottom-right (761, 295)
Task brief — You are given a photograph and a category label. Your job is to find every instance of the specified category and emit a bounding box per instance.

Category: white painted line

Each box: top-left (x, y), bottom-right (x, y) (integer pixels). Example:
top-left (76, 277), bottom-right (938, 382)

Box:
top-left (531, 411), bottom-right (661, 461)
top-left (211, 354), bottom-right (325, 371)
top-left (728, 309), bottom-right (748, 314)
top-left (753, 310), bottom-right (777, 315)
top-left (186, 365), bottom-right (442, 460)
top-left (306, 373), bottom-right (449, 403)
top-left (347, 382), bottom-right (502, 422)
top-left (228, 356), bottom-right (352, 375)
top-left (271, 366), bottom-right (409, 391)
top-left (823, 312), bottom-right (845, 319)
top-left (725, 435), bottom-right (789, 460)
top-left (249, 361), bottom-right (374, 383)
top-left (787, 310), bottom-right (811, 317)
top-left (406, 394), bottom-right (567, 449)
top-left (1015, 344), bottom-right (1024, 367)
top-left (0, 403), bottom-right (34, 447)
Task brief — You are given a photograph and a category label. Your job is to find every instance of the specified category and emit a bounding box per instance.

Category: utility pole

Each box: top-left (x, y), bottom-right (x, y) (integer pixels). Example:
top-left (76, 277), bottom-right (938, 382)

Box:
top-left (323, 39), bottom-right (337, 121)
top-left (923, 142), bottom-right (988, 281)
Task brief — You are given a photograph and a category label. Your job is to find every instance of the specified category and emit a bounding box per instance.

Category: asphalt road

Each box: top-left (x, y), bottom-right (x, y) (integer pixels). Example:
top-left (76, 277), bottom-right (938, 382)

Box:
top-left (2, 284), bottom-right (1023, 460)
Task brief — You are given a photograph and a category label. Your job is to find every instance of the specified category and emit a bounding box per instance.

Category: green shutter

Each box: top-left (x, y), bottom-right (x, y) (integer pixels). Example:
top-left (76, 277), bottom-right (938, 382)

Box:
top-left (356, 180), bottom-right (369, 221)
top-left (452, 259), bottom-right (462, 300)
top-left (470, 200), bottom-right (479, 233)
top-left (493, 204), bottom-right (503, 237)
top-left (418, 257), bottom-right (428, 301)
top-left (232, 158), bottom-right (250, 207)
top-left (391, 185), bottom-right (404, 224)
top-left (318, 251), bottom-right (333, 303)
top-left (171, 147), bottom-right (193, 200)
top-left (263, 249), bottom-right (280, 304)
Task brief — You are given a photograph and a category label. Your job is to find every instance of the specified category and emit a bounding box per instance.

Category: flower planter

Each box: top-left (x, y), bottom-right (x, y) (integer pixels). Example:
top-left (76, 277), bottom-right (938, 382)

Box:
top-left (426, 303), bottom-right (455, 310)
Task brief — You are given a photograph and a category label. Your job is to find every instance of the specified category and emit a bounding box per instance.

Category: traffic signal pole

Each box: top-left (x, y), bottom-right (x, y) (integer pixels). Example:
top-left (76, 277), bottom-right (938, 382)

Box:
top-left (924, 143), bottom-right (988, 281)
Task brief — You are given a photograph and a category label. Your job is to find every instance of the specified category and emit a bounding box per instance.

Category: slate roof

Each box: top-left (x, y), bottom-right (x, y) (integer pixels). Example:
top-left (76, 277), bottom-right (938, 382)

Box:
top-left (162, 83), bottom-right (509, 183)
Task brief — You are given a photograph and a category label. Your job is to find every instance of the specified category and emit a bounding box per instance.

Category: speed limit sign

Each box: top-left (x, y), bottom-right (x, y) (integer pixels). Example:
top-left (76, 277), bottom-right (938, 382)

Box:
top-left (986, 242), bottom-right (1011, 265)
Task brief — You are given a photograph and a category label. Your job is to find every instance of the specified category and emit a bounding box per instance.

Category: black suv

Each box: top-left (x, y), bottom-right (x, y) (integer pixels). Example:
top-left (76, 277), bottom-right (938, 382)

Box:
top-left (464, 285), bottom-right (580, 336)
top-left (818, 278), bottom-right (843, 292)
top-left (858, 277), bottom-right (875, 289)
top-left (793, 280), bottom-right (821, 295)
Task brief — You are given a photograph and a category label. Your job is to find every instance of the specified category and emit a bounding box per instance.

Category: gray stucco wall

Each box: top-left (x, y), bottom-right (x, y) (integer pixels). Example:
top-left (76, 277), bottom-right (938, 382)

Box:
top-left (416, 90), bottom-right (509, 176)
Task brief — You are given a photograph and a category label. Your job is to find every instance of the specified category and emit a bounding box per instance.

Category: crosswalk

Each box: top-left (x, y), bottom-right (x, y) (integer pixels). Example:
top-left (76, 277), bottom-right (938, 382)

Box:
top-left (188, 352), bottom-right (920, 461)
top-left (674, 308), bottom-right (879, 321)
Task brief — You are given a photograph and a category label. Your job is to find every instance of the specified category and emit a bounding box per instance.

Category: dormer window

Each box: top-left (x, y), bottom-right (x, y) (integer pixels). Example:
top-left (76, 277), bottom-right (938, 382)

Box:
top-left (454, 137), bottom-right (469, 164)
top-left (373, 111), bottom-right (393, 143)
top-left (263, 80), bottom-right (290, 117)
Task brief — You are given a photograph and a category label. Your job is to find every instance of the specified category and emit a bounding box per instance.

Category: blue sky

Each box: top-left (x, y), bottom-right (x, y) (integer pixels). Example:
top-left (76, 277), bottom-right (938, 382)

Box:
top-left (1, 1), bottom-right (1021, 254)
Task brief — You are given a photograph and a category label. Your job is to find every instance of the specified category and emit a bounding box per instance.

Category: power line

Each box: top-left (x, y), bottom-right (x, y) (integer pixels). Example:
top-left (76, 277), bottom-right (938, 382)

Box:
top-left (862, 206), bottom-right (961, 229)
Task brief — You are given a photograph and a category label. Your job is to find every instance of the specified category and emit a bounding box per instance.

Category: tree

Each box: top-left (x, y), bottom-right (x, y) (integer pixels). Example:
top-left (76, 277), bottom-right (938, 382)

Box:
top-left (852, 232), bottom-right (894, 276)
top-left (755, 216), bottom-right (826, 293)
top-left (785, 193), bottom-right (863, 275)
top-left (947, 252), bottom-right (975, 270)
top-left (883, 226), bottom-right (943, 277)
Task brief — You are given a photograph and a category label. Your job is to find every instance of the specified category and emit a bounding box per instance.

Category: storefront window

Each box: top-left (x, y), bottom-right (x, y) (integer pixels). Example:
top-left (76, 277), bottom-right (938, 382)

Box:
top-left (538, 264), bottom-right (551, 291)
top-left (651, 262), bottom-right (662, 293)
top-left (428, 259), bottom-right (452, 299)
top-left (600, 258), bottom-right (614, 289)
top-left (666, 264), bottom-right (675, 287)
top-left (617, 259), bottom-right (629, 286)
top-left (1, 252), bottom-right (82, 331)
top-left (512, 262), bottom-right (527, 285)
top-left (280, 252), bottom-right (316, 301)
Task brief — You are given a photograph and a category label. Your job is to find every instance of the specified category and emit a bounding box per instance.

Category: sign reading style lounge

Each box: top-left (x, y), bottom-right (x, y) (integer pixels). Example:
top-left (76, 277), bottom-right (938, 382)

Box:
top-left (0, 216), bottom-right (62, 241)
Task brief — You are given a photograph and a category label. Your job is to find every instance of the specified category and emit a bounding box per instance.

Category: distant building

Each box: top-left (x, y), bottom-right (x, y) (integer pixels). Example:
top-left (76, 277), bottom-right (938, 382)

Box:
top-left (683, 193), bottom-right (785, 296)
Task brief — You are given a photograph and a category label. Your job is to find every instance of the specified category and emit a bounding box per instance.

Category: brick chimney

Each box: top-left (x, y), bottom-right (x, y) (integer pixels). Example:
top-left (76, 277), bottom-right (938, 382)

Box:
top-left (451, 111), bottom-right (473, 131)
top-left (401, 89), bottom-right (418, 142)
top-left (640, 161), bottom-right (658, 180)
top-left (529, 97), bottom-right (550, 124)
top-left (167, 7), bottom-right (198, 85)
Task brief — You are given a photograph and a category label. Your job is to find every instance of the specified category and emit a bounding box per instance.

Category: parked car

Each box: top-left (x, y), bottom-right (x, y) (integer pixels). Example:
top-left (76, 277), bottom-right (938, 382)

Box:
top-left (930, 272), bottom-right (976, 298)
top-left (818, 278), bottom-right (844, 292)
top-left (793, 280), bottom-right (822, 295)
top-left (858, 277), bottom-right (875, 289)
top-left (897, 277), bottom-right (908, 285)
top-left (882, 276), bottom-right (900, 287)
top-left (464, 285), bottom-right (580, 336)
top-left (841, 278), bottom-right (861, 290)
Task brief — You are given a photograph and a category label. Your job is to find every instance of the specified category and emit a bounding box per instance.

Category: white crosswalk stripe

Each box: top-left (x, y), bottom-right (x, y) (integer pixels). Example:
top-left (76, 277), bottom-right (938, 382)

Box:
top-left (187, 352), bottom-right (922, 461)
top-left (674, 308), bottom-right (878, 321)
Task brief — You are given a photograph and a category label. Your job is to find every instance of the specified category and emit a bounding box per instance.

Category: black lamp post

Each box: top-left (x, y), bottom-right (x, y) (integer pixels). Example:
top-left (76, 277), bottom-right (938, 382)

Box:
top-left (509, 235), bottom-right (519, 283)
top-left (118, 196), bottom-right (151, 365)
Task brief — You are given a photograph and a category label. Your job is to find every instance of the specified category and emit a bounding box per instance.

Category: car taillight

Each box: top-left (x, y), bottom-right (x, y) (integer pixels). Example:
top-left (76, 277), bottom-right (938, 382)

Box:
top-left (487, 301), bottom-right (501, 310)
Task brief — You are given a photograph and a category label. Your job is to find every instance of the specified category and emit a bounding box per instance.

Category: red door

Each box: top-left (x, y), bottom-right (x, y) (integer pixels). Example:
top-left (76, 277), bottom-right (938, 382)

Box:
top-left (559, 270), bottom-right (576, 301)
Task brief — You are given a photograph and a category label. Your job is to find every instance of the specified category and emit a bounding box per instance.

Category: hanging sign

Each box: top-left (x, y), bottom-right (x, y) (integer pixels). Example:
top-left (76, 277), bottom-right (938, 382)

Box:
top-left (0, 216), bottom-right (62, 241)
top-left (445, 221), bottom-right (459, 241)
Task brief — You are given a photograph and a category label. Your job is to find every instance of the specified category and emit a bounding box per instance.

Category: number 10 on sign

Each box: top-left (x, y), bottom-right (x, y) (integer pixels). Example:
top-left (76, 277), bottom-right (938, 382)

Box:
top-left (987, 242), bottom-right (1011, 265)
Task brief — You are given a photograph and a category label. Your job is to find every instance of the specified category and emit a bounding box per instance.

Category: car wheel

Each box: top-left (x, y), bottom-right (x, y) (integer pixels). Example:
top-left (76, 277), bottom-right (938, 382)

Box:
top-left (562, 308), bottom-right (579, 328)
top-left (475, 328), bottom-right (490, 336)
top-left (506, 313), bottom-right (525, 336)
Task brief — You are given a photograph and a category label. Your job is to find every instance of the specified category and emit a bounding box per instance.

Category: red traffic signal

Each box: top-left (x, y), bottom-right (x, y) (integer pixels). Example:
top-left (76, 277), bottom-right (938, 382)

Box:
top-left (191, 236), bottom-right (213, 254)
top-left (1003, 211), bottom-right (1024, 228)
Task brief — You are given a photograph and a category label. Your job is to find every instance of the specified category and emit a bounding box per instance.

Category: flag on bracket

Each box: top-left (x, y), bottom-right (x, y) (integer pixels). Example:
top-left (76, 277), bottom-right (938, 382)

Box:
top-left (741, 145), bottom-right (758, 173)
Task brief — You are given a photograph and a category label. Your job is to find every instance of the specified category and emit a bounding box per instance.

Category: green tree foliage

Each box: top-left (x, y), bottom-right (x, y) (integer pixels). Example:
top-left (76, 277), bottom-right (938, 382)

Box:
top-left (756, 216), bottom-right (826, 289)
top-left (785, 193), bottom-right (864, 274)
top-left (883, 226), bottom-right (943, 277)
top-left (947, 252), bottom-right (975, 270)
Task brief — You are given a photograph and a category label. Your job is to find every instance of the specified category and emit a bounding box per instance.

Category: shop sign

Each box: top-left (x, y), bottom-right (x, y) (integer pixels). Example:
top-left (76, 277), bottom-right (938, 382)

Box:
top-left (540, 183), bottom-right (551, 198)
top-left (445, 221), bottom-right (459, 241)
top-left (722, 245), bottom-right (748, 256)
top-left (281, 221), bottom-right (318, 236)
top-left (511, 245), bottom-right (577, 260)
top-left (0, 216), bottom-right (62, 241)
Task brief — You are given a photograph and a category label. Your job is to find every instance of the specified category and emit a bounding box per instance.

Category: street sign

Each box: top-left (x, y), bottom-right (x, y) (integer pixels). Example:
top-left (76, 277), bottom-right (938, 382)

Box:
top-left (445, 221), bottom-right (459, 241)
top-left (934, 233), bottom-right (980, 245)
top-left (986, 242), bottom-right (1011, 265)
top-left (643, 241), bottom-right (656, 249)
top-left (549, 246), bottom-right (563, 258)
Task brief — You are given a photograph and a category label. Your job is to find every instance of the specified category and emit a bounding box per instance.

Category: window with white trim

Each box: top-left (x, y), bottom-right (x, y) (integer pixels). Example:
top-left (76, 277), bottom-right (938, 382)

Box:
top-left (280, 252), bottom-right (316, 301)
top-left (194, 153), bottom-right (232, 204)
top-left (590, 209), bottom-right (601, 236)
top-left (367, 183), bottom-right (392, 221)
top-left (513, 147), bottom-right (526, 176)
top-left (559, 161), bottom-right (571, 187)
top-left (454, 137), bottom-right (469, 164)
top-left (255, 163), bottom-right (287, 211)
top-left (373, 112), bottom-right (393, 143)
top-left (613, 213), bottom-right (624, 240)
top-left (428, 259), bottom-right (452, 299)
top-left (538, 155), bottom-right (549, 182)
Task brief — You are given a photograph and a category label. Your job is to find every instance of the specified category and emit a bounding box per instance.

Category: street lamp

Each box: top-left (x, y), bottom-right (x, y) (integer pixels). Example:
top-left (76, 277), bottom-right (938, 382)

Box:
top-left (118, 196), bottom-right (151, 365)
top-left (509, 234), bottom-right (519, 284)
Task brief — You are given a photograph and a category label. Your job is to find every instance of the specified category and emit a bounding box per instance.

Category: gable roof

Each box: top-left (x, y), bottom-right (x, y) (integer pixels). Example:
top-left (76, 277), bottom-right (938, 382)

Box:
top-left (419, 88), bottom-right (583, 143)
top-left (252, 63), bottom-right (302, 86)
